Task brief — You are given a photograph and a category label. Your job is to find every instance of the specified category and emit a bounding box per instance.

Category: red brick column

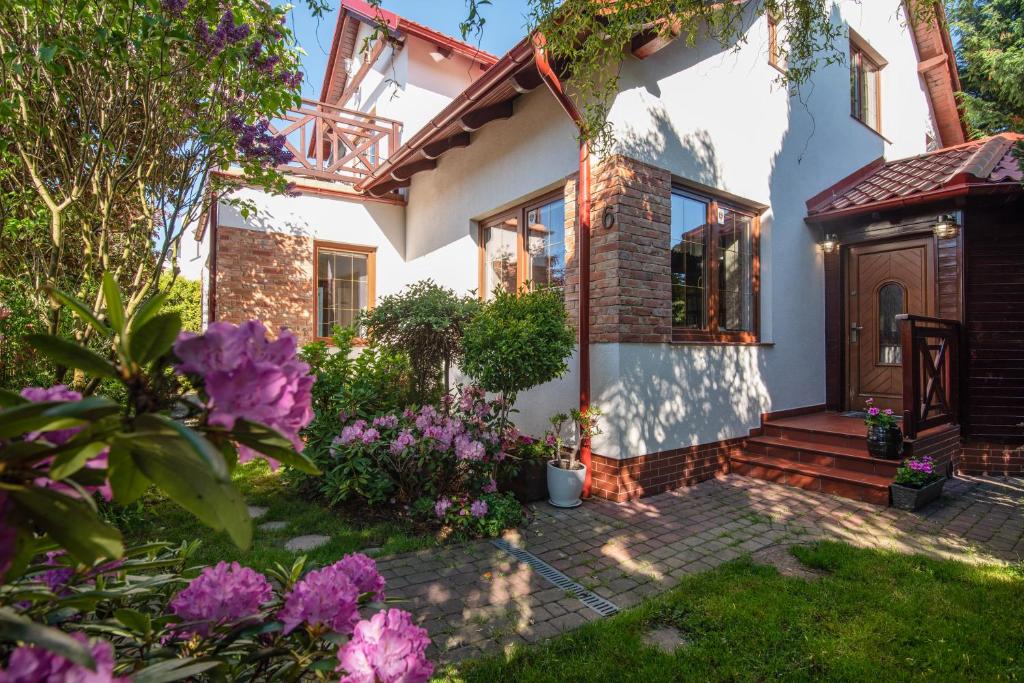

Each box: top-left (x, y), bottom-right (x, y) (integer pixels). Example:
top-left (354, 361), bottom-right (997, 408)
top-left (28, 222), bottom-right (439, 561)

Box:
top-left (214, 226), bottom-right (315, 343)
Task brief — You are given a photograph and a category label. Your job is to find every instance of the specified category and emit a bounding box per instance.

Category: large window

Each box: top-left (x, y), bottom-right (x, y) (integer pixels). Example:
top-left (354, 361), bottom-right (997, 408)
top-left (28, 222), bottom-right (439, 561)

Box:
top-left (850, 36), bottom-right (883, 133)
top-left (671, 188), bottom-right (759, 343)
top-left (480, 191), bottom-right (566, 299)
top-left (315, 242), bottom-right (376, 339)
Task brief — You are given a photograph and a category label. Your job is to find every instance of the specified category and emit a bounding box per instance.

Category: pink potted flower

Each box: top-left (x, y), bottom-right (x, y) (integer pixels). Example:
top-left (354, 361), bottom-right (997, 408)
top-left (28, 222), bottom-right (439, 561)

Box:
top-left (890, 455), bottom-right (946, 510)
top-left (863, 399), bottom-right (903, 459)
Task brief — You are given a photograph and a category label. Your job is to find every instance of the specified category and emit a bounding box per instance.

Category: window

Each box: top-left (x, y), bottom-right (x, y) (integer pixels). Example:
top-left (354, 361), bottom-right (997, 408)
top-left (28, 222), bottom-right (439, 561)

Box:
top-left (480, 191), bottom-right (566, 298)
top-left (314, 242), bottom-right (376, 339)
top-left (670, 188), bottom-right (759, 342)
top-left (767, 12), bottom-right (786, 70)
top-left (850, 37), bottom-right (883, 133)
top-left (878, 282), bottom-right (905, 365)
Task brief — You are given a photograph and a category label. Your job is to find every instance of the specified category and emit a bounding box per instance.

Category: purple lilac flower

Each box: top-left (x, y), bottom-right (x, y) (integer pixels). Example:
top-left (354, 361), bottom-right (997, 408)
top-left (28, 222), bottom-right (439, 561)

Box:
top-left (361, 428), bottom-right (380, 444)
top-left (278, 563), bottom-right (360, 635)
top-left (335, 553), bottom-right (386, 600)
top-left (470, 500), bottom-right (488, 518)
top-left (390, 429), bottom-right (415, 455)
top-left (335, 609), bottom-right (433, 683)
top-left (173, 321), bottom-right (314, 468)
top-left (482, 478), bottom-right (498, 494)
top-left (373, 415), bottom-right (398, 429)
top-left (434, 497), bottom-right (451, 519)
top-left (0, 633), bottom-right (128, 682)
top-left (454, 435), bottom-right (484, 462)
top-left (161, 0), bottom-right (187, 16)
top-left (225, 114), bottom-right (294, 167)
top-left (170, 561), bottom-right (272, 636)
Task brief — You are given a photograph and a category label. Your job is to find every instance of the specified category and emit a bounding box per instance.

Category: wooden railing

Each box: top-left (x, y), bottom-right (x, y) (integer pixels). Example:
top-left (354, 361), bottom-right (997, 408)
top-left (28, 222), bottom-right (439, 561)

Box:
top-left (268, 99), bottom-right (402, 185)
top-left (898, 314), bottom-right (961, 439)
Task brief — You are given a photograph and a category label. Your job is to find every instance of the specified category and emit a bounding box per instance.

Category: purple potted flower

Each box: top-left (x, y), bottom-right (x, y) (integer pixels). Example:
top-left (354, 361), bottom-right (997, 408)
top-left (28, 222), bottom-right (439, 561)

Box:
top-left (863, 398), bottom-right (903, 459)
top-left (890, 455), bottom-right (945, 510)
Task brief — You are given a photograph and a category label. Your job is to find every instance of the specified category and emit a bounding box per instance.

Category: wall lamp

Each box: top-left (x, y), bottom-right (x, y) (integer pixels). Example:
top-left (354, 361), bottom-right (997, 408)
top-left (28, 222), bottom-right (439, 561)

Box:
top-left (820, 233), bottom-right (839, 254)
top-left (933, 214), bottom-right (960, 240)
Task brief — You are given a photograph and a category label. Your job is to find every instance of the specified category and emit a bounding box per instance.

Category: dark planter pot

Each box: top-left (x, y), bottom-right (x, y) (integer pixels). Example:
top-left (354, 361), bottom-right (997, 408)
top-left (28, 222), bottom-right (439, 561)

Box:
top-left (866, 425), bottom-right (904, 460)
top-left (504, 460), bottom-right (549, 504)
top-left (890, 477), bottom-right (945, 511)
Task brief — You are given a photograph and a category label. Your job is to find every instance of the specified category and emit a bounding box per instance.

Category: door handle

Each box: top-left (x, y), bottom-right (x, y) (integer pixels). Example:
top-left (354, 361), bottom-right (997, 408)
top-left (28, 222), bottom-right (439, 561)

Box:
top-left (850, 323), bottom-right (863, 343)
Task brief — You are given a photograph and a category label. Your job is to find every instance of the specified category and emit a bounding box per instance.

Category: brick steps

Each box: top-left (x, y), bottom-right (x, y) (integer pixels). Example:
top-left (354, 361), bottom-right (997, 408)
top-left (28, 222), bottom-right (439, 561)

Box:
top-left (731, 412), bottom-right (895, 506)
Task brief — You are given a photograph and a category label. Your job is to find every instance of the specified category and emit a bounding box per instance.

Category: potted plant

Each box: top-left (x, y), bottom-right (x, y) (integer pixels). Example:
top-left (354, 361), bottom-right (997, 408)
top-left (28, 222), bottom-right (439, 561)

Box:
top-left (890, 455), bottom-right (946, 510)
top-left (864, 398), bottom-right (903, 459)
top-left (502, 434), bottom-right (550, 503)
top-left (546, 406), bottom-right (602, 508)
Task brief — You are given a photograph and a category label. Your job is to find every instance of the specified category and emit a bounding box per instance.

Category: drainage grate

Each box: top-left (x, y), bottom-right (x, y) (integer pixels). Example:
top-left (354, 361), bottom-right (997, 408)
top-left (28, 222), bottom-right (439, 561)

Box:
top-left (491, 539), bottom-right (619, 616)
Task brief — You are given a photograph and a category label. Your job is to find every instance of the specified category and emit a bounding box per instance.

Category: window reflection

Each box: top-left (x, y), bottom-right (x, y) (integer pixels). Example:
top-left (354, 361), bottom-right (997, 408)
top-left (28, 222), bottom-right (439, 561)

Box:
top-left (879, 282), bottom-right (905, 364)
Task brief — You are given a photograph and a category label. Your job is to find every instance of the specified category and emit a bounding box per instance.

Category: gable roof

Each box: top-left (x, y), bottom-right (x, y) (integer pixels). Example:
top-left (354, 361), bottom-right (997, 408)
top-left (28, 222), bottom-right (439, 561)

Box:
top-left (907, 1), bottom-right (967, 147)
top-left (806, 133), bottom-right (1023, 222)
top-left (318, 0), bottom-right (498, 106)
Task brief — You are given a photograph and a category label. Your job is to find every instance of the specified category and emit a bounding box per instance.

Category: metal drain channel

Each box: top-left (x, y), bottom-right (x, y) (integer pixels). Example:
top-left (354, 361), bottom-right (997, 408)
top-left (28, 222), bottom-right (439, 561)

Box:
top-left (490, 539), bottom-right (619, 617)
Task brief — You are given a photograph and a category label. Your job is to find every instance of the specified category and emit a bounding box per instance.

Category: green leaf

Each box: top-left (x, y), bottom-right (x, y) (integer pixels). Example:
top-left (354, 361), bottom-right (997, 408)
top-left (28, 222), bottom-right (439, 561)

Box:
top-left (50, 442), bottom-right (108, 480)
top-left (24, 334), bottom-right (118, 380)
top-left (130, 292), bottom-right (168, 332)
top-left (114, 608), bottom-right (152, 636)
top-left (0, 389), bottom-right (27, 407)
top-left (132, 658), bottom-right (222, 683)
top-left (8, 486), bottom-right (123, 564)
top-left (134, 414), bottom-right (229, 481)
top-left (128, 311), bottom-right (181, 365)
top-left (38, 45), bottom-right (58, 62)
top-left (102, 272), bottom-right (126, 332)
top-left (44, 287), bottom-right (109, 336)
top-left (228, 420), bottom-right (321, 475)
top-left (0, 608), bottom-right (96, 669)
top-left (0, 397), bottom-right (118, 441)
top-left (106, 443), bottom-right (151, 504)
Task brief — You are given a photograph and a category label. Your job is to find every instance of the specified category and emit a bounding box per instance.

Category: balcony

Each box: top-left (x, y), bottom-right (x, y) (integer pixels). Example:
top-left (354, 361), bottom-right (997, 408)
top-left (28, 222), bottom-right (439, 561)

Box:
top-left (268, 99), bottom-right (403, 186)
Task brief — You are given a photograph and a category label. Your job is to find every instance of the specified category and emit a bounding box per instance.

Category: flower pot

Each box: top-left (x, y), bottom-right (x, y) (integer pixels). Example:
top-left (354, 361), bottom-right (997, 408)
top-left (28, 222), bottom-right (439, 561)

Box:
top-left (866, 425), bottom-right (903, 460)
top-left (890, 477), bottom-right (945, 511)
top-left (547, 460), bottom-right (586, 508)
top-left (505, 459), bottom-right (549, 503)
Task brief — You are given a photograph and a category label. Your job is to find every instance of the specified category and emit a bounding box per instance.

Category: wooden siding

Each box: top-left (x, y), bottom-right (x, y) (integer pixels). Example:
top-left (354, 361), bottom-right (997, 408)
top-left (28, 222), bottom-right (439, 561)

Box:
top-left (963, 202), bottom-right (1024, 441)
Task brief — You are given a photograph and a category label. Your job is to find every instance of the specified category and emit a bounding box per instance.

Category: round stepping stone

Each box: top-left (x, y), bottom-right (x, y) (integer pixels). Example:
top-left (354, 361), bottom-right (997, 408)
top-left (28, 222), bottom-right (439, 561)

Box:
top-left (259, 521), bottom-right (288, 532)
top-left (285, 535), bottom-right (330, 552)
top-left (643, 626), bottom-right (690, 653)
top-left (363, 547), bottom-right (383, 557)
top-left (247, 505), bottom-right (268, 519)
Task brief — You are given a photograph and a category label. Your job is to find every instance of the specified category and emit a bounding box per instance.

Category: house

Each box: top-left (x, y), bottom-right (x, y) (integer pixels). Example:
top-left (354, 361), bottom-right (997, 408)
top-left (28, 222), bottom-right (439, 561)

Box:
top-left (195, 0), bottom-right (1023, 503)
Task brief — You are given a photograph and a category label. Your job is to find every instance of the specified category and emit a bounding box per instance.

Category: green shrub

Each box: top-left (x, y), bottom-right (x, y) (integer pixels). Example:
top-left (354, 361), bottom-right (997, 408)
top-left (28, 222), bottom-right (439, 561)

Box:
top-left (158, 273), bottom-right (202, 332)
top-left (0, 275), bottom-right (52, 390)
top-left (423, 491), bottom-right (525, 539)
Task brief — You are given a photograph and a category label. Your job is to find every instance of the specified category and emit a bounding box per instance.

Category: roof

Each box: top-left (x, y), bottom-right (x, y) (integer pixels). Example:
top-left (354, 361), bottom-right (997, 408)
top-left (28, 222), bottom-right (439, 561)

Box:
top-left (907, 1), bottom-right (967, 147)
top-left (319, 0), bottom-right (498, 105)
top-left (806, 133), bottom-right (1024, 221)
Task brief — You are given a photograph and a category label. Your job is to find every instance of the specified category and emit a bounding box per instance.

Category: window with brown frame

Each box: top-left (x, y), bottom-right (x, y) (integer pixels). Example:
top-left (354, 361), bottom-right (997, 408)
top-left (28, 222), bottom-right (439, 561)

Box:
top-left (767, 12), bottom-right (786, 71)
top-left (479, 190), bottom-right (566, 299)
top-left (850, 37), bottom-right (883, 133)
top-left (671, 188), bottom-right (760, 343)
top-left (314, 242), bottom-right (376, 339)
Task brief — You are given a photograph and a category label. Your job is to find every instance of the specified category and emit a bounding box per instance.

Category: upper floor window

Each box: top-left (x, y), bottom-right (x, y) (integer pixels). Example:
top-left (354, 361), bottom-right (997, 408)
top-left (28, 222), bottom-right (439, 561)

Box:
top-left (671, 188), bottom-right (760, 343)
top-left (767, 12), bottom-right (786, 71)
top-left (850, 34), bottom-right (884, 133)
top-left (315, 242), bottom-right (376, 339)
top-left (480, 191), bottom-right (566, 299)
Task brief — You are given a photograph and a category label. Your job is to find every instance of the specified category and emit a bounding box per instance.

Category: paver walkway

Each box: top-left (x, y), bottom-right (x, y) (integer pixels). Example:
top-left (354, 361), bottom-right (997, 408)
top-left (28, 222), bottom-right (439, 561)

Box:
top-left (375, 474), bottom-right (1024, 662)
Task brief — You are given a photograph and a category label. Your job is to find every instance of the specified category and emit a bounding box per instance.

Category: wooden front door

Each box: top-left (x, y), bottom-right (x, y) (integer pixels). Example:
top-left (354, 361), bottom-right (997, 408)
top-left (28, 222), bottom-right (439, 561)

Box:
top-left (845, 238), bottom-right (935, 412)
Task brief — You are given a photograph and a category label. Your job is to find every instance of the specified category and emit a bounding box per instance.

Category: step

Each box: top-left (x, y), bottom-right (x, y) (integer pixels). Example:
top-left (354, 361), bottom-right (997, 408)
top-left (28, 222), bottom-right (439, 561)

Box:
top-left (730, 452), bottom-right (891, 506)
top-left (745, 435), bottom-right (899, 478)
top-left (763, 418), bottom-right (869, 452)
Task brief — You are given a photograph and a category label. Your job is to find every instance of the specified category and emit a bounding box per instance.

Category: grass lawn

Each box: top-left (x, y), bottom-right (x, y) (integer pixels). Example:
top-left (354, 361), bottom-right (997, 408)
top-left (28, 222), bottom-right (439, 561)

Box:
top-left (439, 541), bottom-right (1024, 682)
top-left (114, 461), bottom-right (436, 573)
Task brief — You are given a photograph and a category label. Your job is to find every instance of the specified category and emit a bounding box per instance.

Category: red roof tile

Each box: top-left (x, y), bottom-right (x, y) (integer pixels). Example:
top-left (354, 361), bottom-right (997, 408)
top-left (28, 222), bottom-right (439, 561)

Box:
top-left (807, 133), bottom-right (1024, 220)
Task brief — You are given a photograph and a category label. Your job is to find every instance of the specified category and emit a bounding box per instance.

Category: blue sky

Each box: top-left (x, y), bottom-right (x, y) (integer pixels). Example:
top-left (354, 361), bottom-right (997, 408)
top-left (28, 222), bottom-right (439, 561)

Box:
top-left (287, 1), bottom-right (532, 101)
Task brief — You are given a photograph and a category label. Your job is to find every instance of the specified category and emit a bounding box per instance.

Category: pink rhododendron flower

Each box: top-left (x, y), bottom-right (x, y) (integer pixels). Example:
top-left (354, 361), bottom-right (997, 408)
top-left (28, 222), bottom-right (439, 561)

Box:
top-left (336, 553), bottom-right (386, 600)
top-left (336, 609), bottom-right (433, 683)
top-left (37, 551), bottom-right (74, 595)
top-left (278, 563), bottom-right (360, 635)
top-left (390, 429), bottom-right (414, 454)
top-left (170, 561), bottom-right (272, 636)
top-left (454, 435), bottom-right (484, 461)
top-left (470, 500), bottom-right (488, 518)
top-left (0, 633), bottom-right (128, 682)
top-left (434, 497), bottom-right (451, 519)
top-left (361, 428), bottom-right (380, 444)
top-left (482, 479), bottom-right (498, 494)
top-left (173, 321), bottom-right (314, 468)
top-left (373, 415), bottom-right (398, 429)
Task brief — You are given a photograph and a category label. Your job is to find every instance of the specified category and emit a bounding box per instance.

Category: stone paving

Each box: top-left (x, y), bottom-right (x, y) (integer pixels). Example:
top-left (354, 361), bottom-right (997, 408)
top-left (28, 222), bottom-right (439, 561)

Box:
top-left (374, 474), bottom-right (1024, 663)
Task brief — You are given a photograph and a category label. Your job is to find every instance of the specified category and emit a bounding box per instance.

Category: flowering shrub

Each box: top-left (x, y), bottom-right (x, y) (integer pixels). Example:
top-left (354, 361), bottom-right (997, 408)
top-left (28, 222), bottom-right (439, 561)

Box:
top-left (863, 398), bottom-right (899, 430)
top-left (429, 491), bottom-right (525, 539)
top-left (0, 543), bottom-right (433, 681)
top-left (894, 455), bottom-right (942, 489)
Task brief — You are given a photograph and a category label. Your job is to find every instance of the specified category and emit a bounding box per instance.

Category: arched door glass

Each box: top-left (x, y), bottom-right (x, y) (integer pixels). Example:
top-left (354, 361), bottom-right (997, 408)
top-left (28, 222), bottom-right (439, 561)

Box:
top-left (879, 282), bottom-right (905, 364)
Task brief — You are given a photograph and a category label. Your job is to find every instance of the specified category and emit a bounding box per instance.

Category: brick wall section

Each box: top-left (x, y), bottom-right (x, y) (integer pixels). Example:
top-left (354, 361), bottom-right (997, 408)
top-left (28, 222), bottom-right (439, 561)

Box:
top-left (215, 225), bottom-right (315, 343)
top-left (959, 440), bottom-right (1024, 476)
top-left (589, 438), bottom-right (742, 502)
top-left (562, 176), bottom-right (580, 330)
top-left (588, 155), bottom-right (673, 343)
top-left (904, 424), bottom-right (961, 477)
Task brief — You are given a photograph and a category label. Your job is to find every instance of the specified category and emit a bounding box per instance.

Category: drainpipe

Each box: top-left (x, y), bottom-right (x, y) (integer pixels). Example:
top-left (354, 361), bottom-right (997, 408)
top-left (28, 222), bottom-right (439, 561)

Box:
top-left (533, 34), bottom-right (592, 498)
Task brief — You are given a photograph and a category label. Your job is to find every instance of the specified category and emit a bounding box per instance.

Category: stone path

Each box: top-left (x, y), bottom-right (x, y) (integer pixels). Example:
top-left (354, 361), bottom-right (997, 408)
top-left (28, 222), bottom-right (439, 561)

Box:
top-left (374, 474), bottom-right (1024, 663)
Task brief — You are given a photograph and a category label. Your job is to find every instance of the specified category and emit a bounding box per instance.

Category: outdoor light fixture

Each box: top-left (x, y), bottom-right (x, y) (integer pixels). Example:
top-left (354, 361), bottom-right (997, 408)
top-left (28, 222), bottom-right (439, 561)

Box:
top-left (821, 233), bottom-right (839, 254)
top-left (933, 214), bottom-right (960, 240)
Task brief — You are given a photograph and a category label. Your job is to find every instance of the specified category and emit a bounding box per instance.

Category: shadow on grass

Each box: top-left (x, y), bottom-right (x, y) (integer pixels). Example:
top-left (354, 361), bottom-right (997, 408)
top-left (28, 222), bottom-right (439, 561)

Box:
top-left (437, 541), bottom-right (1024, 682)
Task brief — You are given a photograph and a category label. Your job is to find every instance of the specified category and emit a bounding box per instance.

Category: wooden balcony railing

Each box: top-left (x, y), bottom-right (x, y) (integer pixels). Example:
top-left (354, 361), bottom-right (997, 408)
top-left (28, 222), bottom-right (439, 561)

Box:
top-left (898, 314), bottom-right (961, 439)
top-left (268, 99), bottom-right (402, 185)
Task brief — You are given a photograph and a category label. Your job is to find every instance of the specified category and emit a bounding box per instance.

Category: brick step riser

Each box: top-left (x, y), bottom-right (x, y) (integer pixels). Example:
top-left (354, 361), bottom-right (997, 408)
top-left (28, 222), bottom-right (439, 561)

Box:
top-left (731, 459), bottom-right (891, 506)
top-left (744, 441), bottom-right (899, 478)
top-left (764, 425), bottom-right (870, 452)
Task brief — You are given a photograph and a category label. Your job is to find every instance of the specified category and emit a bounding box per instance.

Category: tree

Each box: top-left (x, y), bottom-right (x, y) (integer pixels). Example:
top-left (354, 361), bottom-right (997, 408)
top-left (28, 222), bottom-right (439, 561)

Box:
top-left (159, 273), bottom-right (202, 333)
top-left (948, 0), bottom-right (1024, 141)
top-left (0, 0), bottom-right (325, 345)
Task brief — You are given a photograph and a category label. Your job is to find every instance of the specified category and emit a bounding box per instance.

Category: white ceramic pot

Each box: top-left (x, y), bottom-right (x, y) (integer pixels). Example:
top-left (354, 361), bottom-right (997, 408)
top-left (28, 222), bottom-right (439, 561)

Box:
top-left (547, 460), bottom-right (586, 508)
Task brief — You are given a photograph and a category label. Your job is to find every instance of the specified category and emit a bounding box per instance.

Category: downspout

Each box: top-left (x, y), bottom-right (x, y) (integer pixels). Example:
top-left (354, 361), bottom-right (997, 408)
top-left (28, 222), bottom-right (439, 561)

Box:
top-left (207, 200), bottom-right (219, 326)
top-left (533, 34), bottom-right (593, 498)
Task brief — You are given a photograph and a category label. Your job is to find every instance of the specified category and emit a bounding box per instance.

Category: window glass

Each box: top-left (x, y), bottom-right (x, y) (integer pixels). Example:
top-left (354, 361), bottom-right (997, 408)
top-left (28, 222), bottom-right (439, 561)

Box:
top-left (851, 46), bottom-right (881, 131)
top-left (768, 13), bottom-right (786, 69)
top-left (317, 250), bottom-right (369, 337)
top-left (879, 282), bottom-right (905, 364)
top-left (670, 193), bottom-right (708, 329)
top-left (527, 198), bottom-right (566, 289)
top-left (483, 217), bottom-right (519, 298)
top-left (718, 211), bottom-right (754, 332)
